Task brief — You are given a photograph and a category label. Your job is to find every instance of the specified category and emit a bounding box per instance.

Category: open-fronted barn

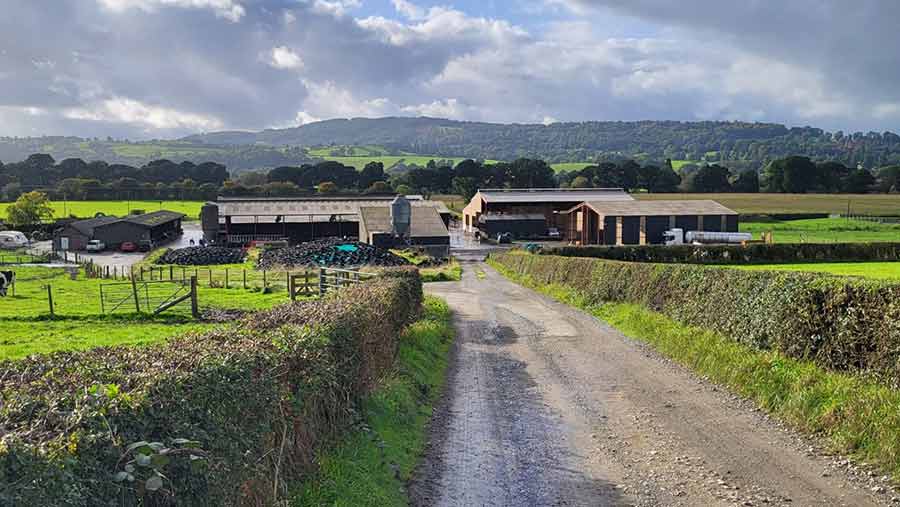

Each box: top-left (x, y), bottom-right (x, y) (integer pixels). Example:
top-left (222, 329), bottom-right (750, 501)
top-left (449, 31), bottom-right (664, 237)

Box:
top-left (462, 188), bottom-right (633, 239)
top-left (565, 200), bottom-right (739, 245)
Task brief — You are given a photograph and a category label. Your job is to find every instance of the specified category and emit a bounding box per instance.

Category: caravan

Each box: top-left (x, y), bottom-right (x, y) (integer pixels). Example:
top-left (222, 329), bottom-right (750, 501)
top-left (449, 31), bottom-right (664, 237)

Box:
top-left (0, 231), bottom-right (30, 249)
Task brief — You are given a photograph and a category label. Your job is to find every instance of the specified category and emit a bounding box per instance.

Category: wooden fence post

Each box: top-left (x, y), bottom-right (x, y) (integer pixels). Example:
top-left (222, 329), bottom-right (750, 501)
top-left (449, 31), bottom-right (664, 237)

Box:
top-left (170, 266), bottom-right (174, 281)
top-left (225, 268), bottom-right (229, 289)
top-left (46, 285), bottom-right (54, 317)
top-left (243, 269), bottom-right (247, 289)
top-left (318, 268), bottom-right (325, 295)
top-left (190, 276), bottom-right (199, 319)
top-left (263, 270), bottom-right (267, 289)
top-left (289, 274), bottom-right (295, 301)
top-left (131, 276), bottom-right (141, 313)
top-left (208, 269), bottom-right (213, 287)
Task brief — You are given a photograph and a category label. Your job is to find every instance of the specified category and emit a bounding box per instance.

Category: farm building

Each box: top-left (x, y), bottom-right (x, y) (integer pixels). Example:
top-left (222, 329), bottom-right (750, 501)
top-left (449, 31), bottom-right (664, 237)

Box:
top-left (52, 211), bottom-right (185, 251)
top-left (203, 196), bottom-right (451, 246)
top-left (93, 211), bottom-right (186, 249)
top-left (565, 200), bottom-right (739, 245)
top-left (462, 188), bottom-right (633, 239)
top-left (359, 205), bottom-right (450, 257)
top-left (52, 216), bottom-right (120, 251)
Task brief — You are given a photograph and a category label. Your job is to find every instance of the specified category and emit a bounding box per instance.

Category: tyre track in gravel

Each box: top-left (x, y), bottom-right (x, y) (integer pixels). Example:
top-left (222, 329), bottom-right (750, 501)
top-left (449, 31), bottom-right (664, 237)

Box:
top-left (409, 261), bottom-right (895, 507)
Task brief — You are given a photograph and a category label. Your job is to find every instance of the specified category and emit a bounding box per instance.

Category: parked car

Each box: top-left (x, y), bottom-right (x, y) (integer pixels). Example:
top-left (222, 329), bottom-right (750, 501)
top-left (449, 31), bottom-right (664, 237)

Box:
top-left (0, 231), bottom-right (29, 250)
top-left (496, 232), bottom-right (513, 244)
top-left (138, 240), bottom-right (154, 252)
top-left (547, 227), bottom-right (561, 239)
top-left (85, 240), bottom-right (106, 252)
top-left (120, 242), bottom-right (138, 252)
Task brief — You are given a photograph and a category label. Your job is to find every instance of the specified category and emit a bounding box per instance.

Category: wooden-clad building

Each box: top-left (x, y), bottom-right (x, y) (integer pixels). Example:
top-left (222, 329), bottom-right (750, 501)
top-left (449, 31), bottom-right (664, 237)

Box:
top-left (566, 200), bottom-right (739, 245)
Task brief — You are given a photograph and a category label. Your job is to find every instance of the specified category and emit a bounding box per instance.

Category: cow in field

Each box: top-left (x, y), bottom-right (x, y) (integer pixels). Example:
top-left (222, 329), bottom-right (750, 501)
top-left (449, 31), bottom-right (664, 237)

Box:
top-left (0, 271), bottom-right (14, 297)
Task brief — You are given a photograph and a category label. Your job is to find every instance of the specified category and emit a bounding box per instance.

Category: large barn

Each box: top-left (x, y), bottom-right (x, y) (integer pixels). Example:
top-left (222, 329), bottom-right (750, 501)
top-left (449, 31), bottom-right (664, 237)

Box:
top-left (202, 196), bottom-right (451, 247)
top-left (462, 188), bottom-right (634, 239)
top-left (565, 200), bottom-right (739, 245)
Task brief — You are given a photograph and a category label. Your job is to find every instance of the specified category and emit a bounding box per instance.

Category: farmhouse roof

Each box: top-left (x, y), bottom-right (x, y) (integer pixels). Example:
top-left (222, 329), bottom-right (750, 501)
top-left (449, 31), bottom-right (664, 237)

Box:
top-left (358, 205), bottom-right (449, 238)
top-left (477, 188), bottom-right (633, 204)
top-left (216, 197), bottom-right (449, 221)
top-left (574, 200), bottom-right (738, 216)
top-left (67, 216), bottom-right (121, 236)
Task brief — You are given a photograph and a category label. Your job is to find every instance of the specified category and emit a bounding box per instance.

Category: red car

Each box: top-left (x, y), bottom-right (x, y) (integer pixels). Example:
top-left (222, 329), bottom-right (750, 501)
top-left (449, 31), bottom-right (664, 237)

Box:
top-left (120, 242), bottom-right (137, 252)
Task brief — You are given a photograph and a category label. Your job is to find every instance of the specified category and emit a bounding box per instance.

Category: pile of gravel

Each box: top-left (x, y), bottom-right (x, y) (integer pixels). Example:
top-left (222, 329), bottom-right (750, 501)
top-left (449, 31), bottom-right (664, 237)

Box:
top-left (156, 247), bottom-right (246, 266)
top-left (257, 238), bottom-right (410, 269)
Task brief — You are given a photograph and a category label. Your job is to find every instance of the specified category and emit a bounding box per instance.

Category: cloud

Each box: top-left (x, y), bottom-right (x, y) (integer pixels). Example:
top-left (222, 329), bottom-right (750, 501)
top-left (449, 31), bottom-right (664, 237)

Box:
top-left (97, 0), bottom-right (246, 22)
top-left (268, 46), bottom-right (304, 70)
top-left (1, 0), bottom-right (900, 140)
top-left (65, 97), bottom-right (224, 130)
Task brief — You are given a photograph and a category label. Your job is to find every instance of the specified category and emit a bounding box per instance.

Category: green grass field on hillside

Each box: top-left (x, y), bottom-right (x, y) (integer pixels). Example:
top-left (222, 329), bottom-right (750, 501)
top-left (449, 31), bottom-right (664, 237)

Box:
top-left (551, 162), bottom-right (592, 173)
top-left (739, 217), bottom-right (900, 243)
top-left (636, 193), bottom-right (900, 215)
top-left (0, 200), bottom-right (204, 220)
top-left (729, 262), bottom-right (900, 280)
top-left (307, 145), bottom-right (499, 169)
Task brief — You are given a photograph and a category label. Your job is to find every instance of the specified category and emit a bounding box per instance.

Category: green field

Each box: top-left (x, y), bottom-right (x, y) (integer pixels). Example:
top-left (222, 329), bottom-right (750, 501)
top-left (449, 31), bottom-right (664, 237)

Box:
top-left (551, 162), bottom-right (592, 173)
top-left (308, 144), bottom-right (498, 169)
top-left (111, 143), bottom-right (228, 158)
top-left (0, 265), bottom-right (297, 360)
top-left (636, 193), bottom-right (900, 215)
top-left (729, 262), bottom-right (900, 280)
top-left (0, 200), bottom-right (204, 220)
top-left (739, 217), bottom-right (900, 243)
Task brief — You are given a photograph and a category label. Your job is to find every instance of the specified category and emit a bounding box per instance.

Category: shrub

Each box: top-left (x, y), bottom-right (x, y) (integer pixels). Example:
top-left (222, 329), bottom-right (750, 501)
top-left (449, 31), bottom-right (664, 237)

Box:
top-left (492, 252), bottom-right (900, 381)
top-left (0, 267), bottom-right (422, 506)
top-left (544, 242), bottom-right (900, 265)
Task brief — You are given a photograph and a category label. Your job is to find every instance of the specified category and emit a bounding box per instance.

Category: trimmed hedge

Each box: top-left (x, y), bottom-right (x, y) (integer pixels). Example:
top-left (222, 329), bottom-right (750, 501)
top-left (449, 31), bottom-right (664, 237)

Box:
top-left (492, 252), bottom-right (900, 381)
top-left (544, 242), bottom-right (900, 265)
top-left (0, 268), bottom-right (423, 506)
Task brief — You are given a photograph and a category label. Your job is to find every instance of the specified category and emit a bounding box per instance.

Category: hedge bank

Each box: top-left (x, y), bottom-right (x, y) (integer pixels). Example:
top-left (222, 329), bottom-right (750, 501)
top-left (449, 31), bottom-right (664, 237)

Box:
top-left (544, 242), bottom-right (900, 265)
top-left (492, 252), bottom-right (900, 381)
top-left (0, 268), bottom-right (423, 506)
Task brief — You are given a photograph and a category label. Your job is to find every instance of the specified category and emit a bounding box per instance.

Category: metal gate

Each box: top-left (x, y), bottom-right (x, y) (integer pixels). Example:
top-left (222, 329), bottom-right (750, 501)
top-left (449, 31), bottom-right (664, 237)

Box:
top-left (100, 277), bottom-right (198, 317)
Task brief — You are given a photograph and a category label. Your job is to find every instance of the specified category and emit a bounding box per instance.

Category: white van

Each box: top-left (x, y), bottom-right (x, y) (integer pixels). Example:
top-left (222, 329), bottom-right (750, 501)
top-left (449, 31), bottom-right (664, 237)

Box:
top-left (0, 231), bottom-right (30, 249)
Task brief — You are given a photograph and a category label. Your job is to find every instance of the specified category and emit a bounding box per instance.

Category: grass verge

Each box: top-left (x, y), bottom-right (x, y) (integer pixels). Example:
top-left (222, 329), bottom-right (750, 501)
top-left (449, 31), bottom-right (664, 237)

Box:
top-left (488, 258), bottom-right (900, 477)
top-left (292, 295), bottom-right (454, 506)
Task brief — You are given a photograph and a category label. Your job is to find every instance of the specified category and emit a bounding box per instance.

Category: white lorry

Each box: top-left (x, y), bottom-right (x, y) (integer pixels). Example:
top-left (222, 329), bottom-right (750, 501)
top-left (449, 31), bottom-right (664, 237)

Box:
top-left (0, 231), bottom-right (29, 250)
top-left (664, 228), bottom-right (753, 246)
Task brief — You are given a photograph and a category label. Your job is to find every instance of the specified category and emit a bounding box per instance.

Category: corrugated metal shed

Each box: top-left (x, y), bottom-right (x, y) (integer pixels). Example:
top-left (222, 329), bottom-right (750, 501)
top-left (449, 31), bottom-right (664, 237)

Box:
top-left (217, 197), bottom-right (449, 223)
top-left (359, 206), bottom-right (448, 238)
top-left (67, 216), bottom-right (121, 236)
top-left (125, 210), bottom-right (186, 227)
top-left (477, 188), bottom-right (633, 204)
top-left (577, 200), bottom-right (738, 216)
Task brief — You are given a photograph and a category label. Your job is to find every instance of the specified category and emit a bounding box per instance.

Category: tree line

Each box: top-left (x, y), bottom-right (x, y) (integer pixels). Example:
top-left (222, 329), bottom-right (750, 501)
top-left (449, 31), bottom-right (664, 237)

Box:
top-left (1, 153), bottom-right (897, 206)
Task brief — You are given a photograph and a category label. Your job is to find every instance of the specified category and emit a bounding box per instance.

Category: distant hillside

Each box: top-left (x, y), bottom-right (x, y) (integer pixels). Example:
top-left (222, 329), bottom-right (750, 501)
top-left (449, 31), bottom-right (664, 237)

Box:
top-left (0, 137), bottom-right (315, 173)
top-left (6, 117), bottom-right (900, 172)
top-left (182, 117), bottom-right (900, 169)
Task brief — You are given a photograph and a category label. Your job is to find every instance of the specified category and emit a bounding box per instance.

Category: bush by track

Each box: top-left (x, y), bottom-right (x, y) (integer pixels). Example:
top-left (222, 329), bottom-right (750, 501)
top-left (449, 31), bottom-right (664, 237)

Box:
top-left (543, 242), bottom-right (900, 265)
top-left (0, 267), bottom-right (423, 506)
top-left (492, 251), bottom-right (900, 382)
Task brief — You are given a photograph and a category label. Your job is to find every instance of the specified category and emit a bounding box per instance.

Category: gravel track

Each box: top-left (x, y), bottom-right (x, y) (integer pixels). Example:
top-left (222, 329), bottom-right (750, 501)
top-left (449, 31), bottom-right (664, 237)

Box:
top-left (409, 261), bottom-right (894, 507)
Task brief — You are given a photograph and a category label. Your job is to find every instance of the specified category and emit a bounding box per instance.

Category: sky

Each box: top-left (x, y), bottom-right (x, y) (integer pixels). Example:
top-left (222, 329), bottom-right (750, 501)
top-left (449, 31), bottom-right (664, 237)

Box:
top-left (2, 0), bottom-right (900, 140)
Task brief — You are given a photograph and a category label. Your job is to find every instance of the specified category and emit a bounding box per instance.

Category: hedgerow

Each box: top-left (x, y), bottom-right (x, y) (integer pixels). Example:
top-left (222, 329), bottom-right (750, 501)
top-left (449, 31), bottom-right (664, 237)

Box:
top-left (544, 242), bottom-right (900, 265)
top-left (492, 252), bottom-right (900, 381)
top-left (0, 267), bottom-right (423, 506)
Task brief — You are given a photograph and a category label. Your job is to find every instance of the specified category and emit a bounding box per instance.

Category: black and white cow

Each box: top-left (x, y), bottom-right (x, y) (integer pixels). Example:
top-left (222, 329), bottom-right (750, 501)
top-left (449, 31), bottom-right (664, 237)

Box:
top-left (0, 270), bottom-right (14, 297)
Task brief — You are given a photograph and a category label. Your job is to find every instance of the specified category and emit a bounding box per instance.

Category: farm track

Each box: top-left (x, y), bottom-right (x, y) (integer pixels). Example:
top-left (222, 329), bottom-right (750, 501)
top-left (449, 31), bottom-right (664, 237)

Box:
top-left (410, 262), bottom-right (890, 506)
